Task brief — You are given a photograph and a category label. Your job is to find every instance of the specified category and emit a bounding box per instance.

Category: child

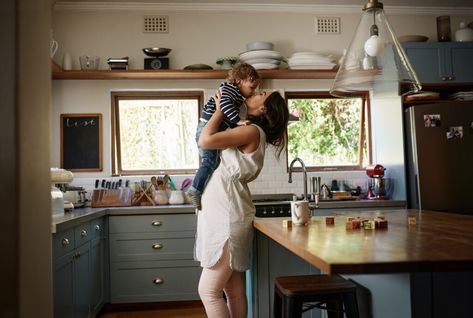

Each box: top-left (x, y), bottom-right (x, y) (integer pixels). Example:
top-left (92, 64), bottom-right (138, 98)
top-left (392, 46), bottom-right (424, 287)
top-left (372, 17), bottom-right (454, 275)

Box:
top-left (187, 63), bottom-right (261, 209)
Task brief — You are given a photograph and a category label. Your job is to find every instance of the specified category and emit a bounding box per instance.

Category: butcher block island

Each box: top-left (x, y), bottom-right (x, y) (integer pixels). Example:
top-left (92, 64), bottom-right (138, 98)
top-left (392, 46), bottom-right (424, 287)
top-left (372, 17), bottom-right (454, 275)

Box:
top-left (252, 209), bottom-right (473, 318)
top-left (253, 209), bottom-right (473, 274)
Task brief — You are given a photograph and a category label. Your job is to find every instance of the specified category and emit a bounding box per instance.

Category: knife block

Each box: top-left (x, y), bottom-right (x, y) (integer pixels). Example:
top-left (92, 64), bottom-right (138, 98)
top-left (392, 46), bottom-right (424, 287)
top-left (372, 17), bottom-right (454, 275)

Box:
top-left (91, 188), bottom-right (133, 207)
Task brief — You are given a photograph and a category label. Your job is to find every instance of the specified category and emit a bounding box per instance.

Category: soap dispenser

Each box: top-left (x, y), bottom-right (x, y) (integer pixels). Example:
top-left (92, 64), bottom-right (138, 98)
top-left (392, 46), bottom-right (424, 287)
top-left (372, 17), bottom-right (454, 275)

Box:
top-left (455, 22), bottom-right (473, 42)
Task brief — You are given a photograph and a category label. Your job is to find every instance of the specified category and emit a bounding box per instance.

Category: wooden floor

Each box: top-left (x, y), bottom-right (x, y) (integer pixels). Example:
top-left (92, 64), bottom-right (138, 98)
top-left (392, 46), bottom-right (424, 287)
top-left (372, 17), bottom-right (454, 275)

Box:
top-left (97, 301), bottom-right (207, 318)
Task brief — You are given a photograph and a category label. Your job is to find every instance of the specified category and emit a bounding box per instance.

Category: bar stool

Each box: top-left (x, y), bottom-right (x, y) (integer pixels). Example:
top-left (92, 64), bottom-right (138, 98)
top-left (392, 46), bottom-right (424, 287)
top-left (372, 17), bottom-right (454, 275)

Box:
top-left (273, 274), bottom-right (359, 318)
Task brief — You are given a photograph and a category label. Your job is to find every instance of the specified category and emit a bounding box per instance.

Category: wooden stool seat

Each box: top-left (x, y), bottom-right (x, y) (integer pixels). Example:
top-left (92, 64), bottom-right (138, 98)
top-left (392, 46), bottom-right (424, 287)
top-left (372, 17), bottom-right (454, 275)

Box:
top-left (274, 274), bottom-right (359, 318)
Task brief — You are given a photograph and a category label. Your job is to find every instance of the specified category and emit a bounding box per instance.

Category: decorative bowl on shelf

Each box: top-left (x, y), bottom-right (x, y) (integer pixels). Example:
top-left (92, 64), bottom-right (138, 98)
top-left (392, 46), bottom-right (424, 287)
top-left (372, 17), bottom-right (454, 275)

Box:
top-left (246, 41), bottom-right (274, 51)
top-left (216, 57), bottom-right (238, 69)
top-left (142, 47), bottom-right (172, 57)
top-left (183, 64), bottom-right (213, 70)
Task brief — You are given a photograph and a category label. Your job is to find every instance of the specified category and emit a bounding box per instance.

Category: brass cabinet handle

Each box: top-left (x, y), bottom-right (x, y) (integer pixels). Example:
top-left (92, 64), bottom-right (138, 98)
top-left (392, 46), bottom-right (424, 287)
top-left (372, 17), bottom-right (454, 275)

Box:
top-left (441, 76), bottom-right (447, 81)
top-left (61, 238), bottom-right (70, 247)
top-left (152, 243), bottom-right (163, 249)
top-left (94, 224), bottom-right (101, 231)
top-left (151, 220), bottom-right (162, 226)
top-left (448, 76), bottom-right (454, 81)
top-left (153, 278), bottom-right (164, 285)
top-left (74, 251), bottom-right (81, 259)
top-left (80, 229), bottom-right (88, 237)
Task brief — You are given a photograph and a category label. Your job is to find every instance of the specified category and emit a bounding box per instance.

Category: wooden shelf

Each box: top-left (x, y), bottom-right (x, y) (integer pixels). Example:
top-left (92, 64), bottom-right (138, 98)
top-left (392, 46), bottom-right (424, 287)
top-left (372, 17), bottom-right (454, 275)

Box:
top-left (52, 69), bottom-right (337, 80)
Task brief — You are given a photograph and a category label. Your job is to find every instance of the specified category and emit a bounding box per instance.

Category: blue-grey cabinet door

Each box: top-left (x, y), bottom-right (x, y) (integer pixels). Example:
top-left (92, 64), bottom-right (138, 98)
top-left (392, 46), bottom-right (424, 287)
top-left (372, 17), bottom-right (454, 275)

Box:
top-left (448, 45), bottom-right (473, 82)
top-left (90, 235), bottom-right (105, 316)
top-left (403, 44), bottom-right (445, 83)
top-left (53, 251), bottom-right (75, 318)
top-left (74, 241), bottom-right (91, 318)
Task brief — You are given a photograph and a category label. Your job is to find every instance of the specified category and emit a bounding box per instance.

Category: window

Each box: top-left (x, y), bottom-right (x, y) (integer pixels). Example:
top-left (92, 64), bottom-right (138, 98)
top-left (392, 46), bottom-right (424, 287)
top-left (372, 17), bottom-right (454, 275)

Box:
top-left (111, 91), bottom-right (203, 175)
top-left (285, 92), bottom-right (371, 171)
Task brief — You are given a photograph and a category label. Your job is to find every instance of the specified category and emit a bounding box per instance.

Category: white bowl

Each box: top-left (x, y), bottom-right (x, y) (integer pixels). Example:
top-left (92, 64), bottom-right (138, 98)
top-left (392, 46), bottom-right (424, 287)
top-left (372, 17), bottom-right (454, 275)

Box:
top-left (246, 41), bottom-right (274, 51)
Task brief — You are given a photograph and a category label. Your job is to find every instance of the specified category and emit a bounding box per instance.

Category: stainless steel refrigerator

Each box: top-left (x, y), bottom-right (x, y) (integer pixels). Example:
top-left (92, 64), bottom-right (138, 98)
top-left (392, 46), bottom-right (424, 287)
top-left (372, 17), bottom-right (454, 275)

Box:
top-left (404, 102), bottom-right (473, 214)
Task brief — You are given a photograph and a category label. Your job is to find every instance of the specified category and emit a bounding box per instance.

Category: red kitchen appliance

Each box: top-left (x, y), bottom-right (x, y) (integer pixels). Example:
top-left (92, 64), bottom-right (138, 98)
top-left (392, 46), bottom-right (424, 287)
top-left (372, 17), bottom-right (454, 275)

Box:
top-left (365, 164), bottom-right (388, 200)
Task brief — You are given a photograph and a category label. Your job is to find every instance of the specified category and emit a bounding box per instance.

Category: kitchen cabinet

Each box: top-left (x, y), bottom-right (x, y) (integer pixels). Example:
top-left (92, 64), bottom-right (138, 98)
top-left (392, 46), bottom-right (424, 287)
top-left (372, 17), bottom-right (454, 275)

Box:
top-left (108, 214), bottom-right (201, 303)
top-left (52, 217), bottom-right (107, 318)
top-left (402, 42), bottom-right (473, 83)
top-left (252, 232), bottom-right (320, 318)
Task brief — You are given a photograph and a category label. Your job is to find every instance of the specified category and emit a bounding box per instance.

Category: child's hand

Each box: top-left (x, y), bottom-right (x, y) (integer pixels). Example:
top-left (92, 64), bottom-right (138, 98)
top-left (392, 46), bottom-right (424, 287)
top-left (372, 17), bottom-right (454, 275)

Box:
top-left (236, 119), bottom-right (252, 126)
top-left (214, 89), bottom-right (222, 112)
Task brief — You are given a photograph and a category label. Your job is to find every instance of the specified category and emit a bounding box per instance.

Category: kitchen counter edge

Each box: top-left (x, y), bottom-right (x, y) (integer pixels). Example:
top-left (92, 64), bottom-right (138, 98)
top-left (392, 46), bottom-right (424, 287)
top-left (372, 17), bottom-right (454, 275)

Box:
top-left (51, 199), bottom-right (405, 234)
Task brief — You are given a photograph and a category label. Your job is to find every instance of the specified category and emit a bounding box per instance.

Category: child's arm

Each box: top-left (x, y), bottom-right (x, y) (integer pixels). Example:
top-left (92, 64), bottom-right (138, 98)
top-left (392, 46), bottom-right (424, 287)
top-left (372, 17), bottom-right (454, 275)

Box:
top-left (219, 84), bottom-right (241, 125)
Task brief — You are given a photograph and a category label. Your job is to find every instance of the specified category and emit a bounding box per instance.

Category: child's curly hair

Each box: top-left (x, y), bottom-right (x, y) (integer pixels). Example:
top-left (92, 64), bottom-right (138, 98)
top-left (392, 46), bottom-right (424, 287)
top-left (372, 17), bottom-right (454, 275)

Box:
top-left (226, 63), bottom-right (261, 85)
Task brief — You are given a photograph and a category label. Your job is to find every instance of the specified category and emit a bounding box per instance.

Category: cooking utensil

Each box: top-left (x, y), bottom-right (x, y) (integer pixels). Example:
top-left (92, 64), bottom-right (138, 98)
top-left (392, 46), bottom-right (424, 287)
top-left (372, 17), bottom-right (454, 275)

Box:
top-left (181, 178), bottom-right (192, 190)
top-left (151, 176), bottom-right (158, 190)
top-left (142, 47), bottom-right (172, 57)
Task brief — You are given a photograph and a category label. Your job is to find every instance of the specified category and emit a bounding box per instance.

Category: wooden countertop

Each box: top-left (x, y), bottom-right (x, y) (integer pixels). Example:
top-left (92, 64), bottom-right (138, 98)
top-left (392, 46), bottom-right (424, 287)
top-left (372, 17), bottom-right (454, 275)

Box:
top-left (253, 209), bottom-right (473, 275)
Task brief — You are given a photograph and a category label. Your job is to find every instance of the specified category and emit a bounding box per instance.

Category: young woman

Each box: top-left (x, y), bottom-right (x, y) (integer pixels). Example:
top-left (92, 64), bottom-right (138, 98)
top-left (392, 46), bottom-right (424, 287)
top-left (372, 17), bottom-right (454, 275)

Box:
top-left (194, 90), bottom-right (289, 318)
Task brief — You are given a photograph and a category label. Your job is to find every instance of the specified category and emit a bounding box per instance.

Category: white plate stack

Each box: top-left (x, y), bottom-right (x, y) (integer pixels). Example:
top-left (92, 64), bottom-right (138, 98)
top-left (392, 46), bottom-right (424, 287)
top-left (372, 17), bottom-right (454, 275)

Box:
top-left (287, 52), bottom-right (336, 70)
top-left (238, 41), bottom-right (285, 70)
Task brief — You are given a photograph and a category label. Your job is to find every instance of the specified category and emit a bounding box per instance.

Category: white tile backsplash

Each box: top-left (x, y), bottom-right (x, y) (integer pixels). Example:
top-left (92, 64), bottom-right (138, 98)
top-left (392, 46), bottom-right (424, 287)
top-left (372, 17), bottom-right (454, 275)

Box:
top-left (69, 144), bottom-right (370, 199)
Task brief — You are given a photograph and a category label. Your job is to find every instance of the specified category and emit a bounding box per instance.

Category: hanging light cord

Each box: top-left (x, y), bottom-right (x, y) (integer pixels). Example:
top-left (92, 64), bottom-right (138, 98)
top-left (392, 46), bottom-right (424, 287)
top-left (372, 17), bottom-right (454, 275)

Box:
top-left (370, 9), bottom-right (379, 36)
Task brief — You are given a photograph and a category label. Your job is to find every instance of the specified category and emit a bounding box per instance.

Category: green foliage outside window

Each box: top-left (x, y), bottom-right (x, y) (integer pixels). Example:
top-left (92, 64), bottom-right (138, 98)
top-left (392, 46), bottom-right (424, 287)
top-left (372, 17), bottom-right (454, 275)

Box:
top-left (118, 99), bottom-right (199, 171)
top-left (287, 97), bottom-right (365, 168)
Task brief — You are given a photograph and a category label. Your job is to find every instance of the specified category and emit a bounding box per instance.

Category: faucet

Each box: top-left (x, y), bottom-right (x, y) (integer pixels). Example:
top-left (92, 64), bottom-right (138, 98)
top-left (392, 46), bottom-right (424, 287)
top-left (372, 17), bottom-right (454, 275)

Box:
top-left (288, 157), bottom-right (308, 201)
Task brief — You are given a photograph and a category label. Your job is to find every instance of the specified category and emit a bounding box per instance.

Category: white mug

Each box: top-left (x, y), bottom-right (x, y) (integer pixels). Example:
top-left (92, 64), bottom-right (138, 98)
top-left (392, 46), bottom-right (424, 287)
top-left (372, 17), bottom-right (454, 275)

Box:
top-left (291, 200), bottom-right (310, 226)
top-left (50, 39), bottom-right (58, 58)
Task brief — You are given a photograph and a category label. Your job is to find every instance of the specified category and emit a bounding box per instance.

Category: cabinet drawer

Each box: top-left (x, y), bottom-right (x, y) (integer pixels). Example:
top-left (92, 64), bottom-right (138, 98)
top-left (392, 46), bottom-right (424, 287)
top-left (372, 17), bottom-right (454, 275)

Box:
top-left (90, 218), bottom-right (105, 240)
top-left (74, 222), bottom-right (91, 246)
top-left (109, 214), bottom-right (196, 233)
top-left (53, 228), bottom-right (75, 258)
top-left (110, 260), bottom-right (201, 303)
top-left (110, 233), bottom-right (195, 262)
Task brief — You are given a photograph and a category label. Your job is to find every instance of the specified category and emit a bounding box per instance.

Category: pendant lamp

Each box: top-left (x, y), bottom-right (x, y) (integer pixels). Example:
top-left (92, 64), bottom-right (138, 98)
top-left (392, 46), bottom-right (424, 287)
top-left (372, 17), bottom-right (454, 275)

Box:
top-left (330, 0), bottom-right (421, 97)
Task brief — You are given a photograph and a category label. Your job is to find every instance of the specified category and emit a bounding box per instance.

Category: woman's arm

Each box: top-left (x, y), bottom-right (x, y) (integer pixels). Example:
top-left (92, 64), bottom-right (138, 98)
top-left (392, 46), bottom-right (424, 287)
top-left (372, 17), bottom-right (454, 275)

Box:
top-left (199, 91), bottom-right (260, 151)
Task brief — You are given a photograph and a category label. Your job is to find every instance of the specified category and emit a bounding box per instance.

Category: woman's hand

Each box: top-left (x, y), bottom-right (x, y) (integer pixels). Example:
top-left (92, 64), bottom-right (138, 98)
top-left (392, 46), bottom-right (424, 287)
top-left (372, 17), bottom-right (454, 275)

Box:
top-left (214, 89), bottom-right (222, 112)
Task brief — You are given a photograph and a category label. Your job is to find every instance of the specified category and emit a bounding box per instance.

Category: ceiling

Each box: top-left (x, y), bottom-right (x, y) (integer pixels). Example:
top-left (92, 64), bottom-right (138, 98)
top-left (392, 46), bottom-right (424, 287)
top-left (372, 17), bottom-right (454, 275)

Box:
top-left (57, 0), bottom-right (473, 8)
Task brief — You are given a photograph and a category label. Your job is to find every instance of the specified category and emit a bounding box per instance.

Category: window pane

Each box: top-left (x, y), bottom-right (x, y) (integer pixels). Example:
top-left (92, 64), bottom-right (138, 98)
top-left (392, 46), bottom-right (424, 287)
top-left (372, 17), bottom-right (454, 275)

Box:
top-left (118, 98), bottom-right (199, 171)
top-left (287, 97), bottom-right (363, 167)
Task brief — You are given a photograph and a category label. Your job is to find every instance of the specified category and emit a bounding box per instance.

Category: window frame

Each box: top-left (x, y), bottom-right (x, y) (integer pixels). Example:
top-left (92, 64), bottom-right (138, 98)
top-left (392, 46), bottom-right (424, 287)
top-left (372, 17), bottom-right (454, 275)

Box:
top-left (111, 91), bottom-right (204, 176)
top-left (285, 91), bottom-right (372, 172)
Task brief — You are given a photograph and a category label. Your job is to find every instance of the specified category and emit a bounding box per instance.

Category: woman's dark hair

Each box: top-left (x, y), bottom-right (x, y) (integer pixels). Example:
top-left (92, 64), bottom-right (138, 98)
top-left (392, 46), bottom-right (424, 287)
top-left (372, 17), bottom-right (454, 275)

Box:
top-left (248, 91), bottom-right (289, 158)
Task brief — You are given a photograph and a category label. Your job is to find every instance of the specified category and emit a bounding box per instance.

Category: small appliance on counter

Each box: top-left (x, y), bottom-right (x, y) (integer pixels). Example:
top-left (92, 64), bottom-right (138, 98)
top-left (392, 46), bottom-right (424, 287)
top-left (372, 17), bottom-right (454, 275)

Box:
top-left (51, 168), bottom-right (74, 217)
top-left (62, 185), bottom-right (88, 208)
top-left (107, 56), bottom-right (129, 70)
top-left (365, 164), bottom-right (389, 200)
top-left (143, 47), bottom-right (171, 69)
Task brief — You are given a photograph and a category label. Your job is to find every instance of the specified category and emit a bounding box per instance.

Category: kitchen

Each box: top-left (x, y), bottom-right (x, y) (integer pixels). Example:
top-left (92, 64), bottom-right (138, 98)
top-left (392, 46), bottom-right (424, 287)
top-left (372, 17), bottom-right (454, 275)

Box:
top-left (3, 0), bottom-right (473, 318)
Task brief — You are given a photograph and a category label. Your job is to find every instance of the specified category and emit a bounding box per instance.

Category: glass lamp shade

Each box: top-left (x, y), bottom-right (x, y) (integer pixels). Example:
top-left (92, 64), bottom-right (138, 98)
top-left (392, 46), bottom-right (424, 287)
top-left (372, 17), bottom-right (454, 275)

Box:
top-left (330, 4), bottom-right (421, 98)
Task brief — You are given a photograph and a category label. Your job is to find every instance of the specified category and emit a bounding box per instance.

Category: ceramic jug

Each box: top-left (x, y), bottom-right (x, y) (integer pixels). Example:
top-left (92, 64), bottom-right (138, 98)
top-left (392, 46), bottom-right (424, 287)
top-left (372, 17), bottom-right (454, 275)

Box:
top-left (455, 22), bottom-right (473, 42)
top-left (291, 200), bottom-right (310, 226)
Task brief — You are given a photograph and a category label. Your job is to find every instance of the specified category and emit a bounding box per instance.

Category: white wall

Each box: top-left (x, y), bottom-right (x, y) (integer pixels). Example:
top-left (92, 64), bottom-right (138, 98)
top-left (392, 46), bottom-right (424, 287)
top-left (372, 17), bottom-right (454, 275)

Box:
top-left (51, 5), bottom-right (473, 198)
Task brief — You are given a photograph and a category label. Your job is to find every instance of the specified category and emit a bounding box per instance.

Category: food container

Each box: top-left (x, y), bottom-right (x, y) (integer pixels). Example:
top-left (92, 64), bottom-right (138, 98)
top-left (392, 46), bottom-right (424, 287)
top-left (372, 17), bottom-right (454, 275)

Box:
top-left (79, 55), bottom-right (100, 70)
